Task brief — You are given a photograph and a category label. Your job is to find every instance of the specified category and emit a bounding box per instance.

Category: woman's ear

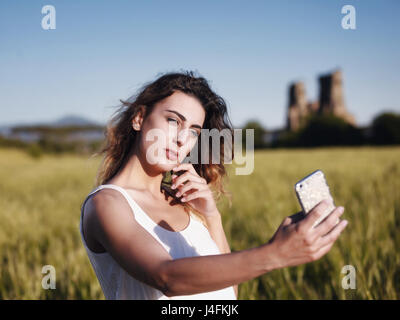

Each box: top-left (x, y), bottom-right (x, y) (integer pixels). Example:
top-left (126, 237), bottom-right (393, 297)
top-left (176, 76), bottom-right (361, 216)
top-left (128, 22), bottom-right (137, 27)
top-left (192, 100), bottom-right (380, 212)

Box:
top-left (132, 105), bottom-right (146, 131)
top-left (132, 119), bottom-right (141, 131)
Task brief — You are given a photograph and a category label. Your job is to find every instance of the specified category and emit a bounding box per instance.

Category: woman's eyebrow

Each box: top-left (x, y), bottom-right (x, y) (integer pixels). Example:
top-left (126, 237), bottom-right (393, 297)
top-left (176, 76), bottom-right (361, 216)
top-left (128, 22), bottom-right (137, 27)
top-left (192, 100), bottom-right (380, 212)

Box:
top-left (165, 109), bottom-right (202, 129)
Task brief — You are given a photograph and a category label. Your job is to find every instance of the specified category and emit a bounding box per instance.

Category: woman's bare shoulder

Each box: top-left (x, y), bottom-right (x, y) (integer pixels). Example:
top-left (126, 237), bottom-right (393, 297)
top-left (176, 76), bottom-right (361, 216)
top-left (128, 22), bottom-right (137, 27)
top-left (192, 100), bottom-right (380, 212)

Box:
top-left (82, 189), bottom-right (126, 253)
top-left (87, 188), bottom-right (132, 217)
top-left (83, 188), bottom-right (136, 236)
top-left (83, 188), bottom-right (138, 251)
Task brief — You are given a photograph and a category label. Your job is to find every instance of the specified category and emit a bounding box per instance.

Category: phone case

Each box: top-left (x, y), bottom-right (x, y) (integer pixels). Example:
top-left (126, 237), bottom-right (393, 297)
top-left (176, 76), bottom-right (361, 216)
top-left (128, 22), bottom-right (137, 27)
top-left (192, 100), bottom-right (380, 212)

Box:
top-left (295, 170), bottom-right (337, 228)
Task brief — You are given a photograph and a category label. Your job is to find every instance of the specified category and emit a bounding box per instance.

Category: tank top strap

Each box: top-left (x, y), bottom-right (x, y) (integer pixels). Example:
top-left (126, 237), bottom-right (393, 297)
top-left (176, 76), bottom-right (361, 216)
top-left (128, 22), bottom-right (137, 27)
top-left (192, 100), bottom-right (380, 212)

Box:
top-left (80, 184), bottom-right (177, 256)
top-left (79, 184), bottom-right (141, 232)
top-left (95, 184), bottom-right (170, 232)
top-left (94, 184), bottom-right (146, 219)
top-left (82, 184), bottom-right (195, 238)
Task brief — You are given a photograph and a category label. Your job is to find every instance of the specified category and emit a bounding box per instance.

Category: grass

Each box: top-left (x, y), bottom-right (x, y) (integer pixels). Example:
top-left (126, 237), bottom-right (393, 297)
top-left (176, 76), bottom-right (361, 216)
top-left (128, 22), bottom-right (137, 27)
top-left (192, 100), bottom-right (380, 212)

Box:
top-left (0, 146), bottom-right (399, 299)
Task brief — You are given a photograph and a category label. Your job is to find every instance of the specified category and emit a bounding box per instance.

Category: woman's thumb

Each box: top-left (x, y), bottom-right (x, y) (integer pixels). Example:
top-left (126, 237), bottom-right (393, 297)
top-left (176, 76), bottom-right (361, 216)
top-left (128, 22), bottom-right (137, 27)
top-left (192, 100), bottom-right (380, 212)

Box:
top-left (281, 217), bottom-right (292, 228)
top-left (268, 217), bottom-right (291, 244)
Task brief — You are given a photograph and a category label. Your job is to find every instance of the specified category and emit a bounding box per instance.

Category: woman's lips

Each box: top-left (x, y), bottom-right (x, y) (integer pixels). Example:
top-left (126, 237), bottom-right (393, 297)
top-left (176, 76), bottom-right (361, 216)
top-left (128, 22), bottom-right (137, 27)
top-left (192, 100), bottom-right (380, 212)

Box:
top-left (165, 148), bottom-right (178, 161)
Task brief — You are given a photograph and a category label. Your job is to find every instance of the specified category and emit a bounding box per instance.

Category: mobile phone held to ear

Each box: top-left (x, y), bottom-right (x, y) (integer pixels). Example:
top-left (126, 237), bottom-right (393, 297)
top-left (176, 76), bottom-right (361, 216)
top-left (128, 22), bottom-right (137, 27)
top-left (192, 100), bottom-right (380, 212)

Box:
top-left (295, 170), bottom-right (339, 229)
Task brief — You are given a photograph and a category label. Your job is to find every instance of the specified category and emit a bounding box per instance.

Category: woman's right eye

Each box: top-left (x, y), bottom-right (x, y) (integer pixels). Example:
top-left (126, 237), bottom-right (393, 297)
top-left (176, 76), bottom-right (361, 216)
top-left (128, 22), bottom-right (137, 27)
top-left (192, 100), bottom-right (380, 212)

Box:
top-left (167, 117), bottom-right (178, 125)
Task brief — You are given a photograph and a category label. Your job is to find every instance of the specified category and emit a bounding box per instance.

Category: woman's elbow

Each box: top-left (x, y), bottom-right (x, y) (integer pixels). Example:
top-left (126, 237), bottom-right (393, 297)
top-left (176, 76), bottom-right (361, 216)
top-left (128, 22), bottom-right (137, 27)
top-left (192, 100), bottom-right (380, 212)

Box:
top-left (155, 261), bottom-right (176, 297)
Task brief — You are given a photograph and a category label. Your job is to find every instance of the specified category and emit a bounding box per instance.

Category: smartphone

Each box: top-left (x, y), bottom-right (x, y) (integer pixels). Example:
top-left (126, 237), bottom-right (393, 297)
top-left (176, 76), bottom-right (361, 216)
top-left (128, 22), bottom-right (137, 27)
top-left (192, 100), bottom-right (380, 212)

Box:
top-left (295, 170), bottom-right (339, 229)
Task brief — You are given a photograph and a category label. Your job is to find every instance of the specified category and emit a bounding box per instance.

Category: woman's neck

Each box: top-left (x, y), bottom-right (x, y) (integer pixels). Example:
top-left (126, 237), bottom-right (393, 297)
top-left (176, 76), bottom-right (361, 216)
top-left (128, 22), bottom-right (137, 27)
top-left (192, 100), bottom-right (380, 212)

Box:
top-left (108, 148), bottom-right (165, 198)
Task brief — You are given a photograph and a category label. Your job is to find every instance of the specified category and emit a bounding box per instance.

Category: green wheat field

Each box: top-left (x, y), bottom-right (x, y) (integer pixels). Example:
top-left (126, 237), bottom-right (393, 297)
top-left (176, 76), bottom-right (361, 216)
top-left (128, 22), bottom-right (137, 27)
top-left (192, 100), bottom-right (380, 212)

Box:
top-left (0, 147), bottom-right (399, 299)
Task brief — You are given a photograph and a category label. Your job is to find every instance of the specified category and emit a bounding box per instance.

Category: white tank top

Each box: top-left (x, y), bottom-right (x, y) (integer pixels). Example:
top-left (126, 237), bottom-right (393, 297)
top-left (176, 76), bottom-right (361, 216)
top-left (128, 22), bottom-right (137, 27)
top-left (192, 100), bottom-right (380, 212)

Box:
top-left (79, 184), bottom-right (237, 300)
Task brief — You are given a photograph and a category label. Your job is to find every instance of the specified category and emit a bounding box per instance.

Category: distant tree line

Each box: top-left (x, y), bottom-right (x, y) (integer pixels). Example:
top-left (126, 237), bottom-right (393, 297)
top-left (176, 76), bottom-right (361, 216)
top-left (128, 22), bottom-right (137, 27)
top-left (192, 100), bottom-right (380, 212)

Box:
top-left (1, 112), bottom-right (399, 159)
top-left (0, 136), bottom-right (104, 159)
top-left (0, 125), bottom-right (105, 159)
top-left (12, 124), bottom-right (103, 135)
top-left (242, 111), bottom-right (400, 149)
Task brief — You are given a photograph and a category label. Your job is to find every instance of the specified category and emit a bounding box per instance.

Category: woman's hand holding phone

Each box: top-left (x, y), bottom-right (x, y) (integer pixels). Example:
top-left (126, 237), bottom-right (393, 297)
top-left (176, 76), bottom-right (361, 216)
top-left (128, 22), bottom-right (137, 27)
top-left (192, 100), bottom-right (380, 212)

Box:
top-left (266, 200), bottom-right (348, 269)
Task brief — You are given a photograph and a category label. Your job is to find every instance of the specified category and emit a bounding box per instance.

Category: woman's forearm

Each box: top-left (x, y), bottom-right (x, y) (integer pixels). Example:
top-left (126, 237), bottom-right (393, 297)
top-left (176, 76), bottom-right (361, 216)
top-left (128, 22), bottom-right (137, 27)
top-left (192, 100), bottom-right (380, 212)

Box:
top-left (159, 243), bottom-right (278, 297)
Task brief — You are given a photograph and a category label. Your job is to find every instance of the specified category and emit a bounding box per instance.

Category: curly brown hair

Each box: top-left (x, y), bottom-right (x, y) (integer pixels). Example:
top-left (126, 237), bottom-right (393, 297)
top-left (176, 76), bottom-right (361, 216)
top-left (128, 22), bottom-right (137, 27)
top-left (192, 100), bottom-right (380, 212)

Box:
top-left (91, 70), bottom-right (234, 226)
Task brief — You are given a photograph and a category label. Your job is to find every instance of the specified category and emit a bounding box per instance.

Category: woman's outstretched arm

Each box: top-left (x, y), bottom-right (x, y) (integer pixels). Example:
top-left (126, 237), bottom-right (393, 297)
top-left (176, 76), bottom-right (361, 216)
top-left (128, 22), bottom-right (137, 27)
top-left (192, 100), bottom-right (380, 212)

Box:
top-left (90, 190), bottom-right (347, 297)
top-left (159, 200), bottom-right (347, 297)
top-left (159, 243), bottom-right (277, 297)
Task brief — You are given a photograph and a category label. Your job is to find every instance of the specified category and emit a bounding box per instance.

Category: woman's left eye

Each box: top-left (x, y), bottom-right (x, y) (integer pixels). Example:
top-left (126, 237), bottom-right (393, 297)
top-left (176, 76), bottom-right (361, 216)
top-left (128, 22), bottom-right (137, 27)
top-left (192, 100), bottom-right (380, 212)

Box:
top-left (190, 130), bottom-right (199, 137)
top-left (167, 117), bottom-right (198, 137)
top-left (167, 118), bottom-right (178, 125)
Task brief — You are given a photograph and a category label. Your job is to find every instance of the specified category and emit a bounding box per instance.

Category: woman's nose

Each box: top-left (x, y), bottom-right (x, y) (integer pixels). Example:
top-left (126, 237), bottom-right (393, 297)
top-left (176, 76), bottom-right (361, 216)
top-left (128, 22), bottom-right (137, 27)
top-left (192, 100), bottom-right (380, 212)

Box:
top-left (175, 129), bottom-right (190, 147)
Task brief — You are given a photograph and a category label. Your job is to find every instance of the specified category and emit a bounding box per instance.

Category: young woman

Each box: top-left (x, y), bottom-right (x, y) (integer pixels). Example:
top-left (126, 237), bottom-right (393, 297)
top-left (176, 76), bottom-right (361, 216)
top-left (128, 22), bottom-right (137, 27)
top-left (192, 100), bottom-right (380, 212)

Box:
top-left (79, 71), bottom-right (348, 300)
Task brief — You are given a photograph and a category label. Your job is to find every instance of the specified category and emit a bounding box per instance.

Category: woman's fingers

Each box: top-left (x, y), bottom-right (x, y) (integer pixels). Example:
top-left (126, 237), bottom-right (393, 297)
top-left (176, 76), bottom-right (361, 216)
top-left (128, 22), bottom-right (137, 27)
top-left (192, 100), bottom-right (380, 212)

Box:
top-left (172, 163), bottom-right (197, 175)
top-left (312, 220), bottom-right (347, 260)
top-left (176, 180), bottom-right (207, 197)
top-left (181, 189), bottom-right (210, 202)
top-left (170, 166), bottom-right (209, 199)
top-left (315, 219), bottom-right (348, 249)
top-left (298, 200), bottom-right (330, 233)
top-left (310, 241), bottom-right (334, 261)
top-left (314, 206), bottom-right (345, 238)
top-left (172, 171), bottom-right (206, 190)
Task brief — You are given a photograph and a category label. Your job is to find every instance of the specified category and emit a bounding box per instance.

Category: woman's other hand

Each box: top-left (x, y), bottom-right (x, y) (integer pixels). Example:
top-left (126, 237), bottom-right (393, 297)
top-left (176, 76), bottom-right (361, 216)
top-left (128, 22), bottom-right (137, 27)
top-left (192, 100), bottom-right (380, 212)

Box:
top-left (171, 163), bottom-right (219, 218)
top-left (266, 200), bottom-right (348, 269)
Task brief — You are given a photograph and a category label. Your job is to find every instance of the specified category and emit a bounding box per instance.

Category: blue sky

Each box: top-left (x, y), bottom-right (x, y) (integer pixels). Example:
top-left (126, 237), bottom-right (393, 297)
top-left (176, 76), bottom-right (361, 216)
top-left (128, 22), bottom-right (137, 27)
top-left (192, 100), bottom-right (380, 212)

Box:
top-left (0, 0), bottom-right (399, 129)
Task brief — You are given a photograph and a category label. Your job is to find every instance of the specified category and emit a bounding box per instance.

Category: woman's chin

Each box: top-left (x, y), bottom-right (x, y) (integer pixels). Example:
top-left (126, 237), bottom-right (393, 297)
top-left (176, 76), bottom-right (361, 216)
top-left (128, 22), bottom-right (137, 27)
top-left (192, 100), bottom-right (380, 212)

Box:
top-left (150, 157), bottom-right (180, 172)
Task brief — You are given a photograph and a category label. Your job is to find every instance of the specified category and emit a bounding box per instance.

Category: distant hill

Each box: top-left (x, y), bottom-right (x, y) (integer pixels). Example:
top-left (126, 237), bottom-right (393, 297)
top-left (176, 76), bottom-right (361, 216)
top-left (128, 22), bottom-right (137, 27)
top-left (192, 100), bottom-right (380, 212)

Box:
top-left (0, 115), bottom-right (104, 131)
top-left (52, 115), bottom-right (102, 127)
top-left (0, 115), bottom-right (105, 143)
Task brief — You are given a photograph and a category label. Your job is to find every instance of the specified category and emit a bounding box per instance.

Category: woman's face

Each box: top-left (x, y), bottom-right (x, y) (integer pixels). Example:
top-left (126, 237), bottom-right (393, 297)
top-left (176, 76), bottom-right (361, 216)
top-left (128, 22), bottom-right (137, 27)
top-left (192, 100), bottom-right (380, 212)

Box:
top-left (136, 90), bottom-right (206, 172)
